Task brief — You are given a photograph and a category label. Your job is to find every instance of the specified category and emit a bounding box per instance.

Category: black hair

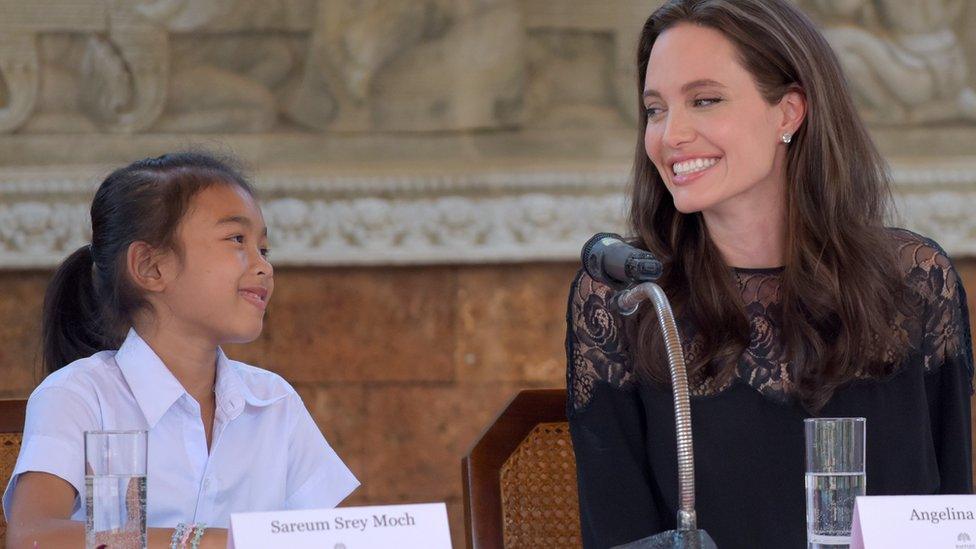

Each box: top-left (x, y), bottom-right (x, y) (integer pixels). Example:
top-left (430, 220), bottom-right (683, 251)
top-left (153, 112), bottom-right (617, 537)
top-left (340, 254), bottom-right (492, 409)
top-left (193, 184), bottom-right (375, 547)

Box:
top-left (42, 152), bottom-right (254, 373)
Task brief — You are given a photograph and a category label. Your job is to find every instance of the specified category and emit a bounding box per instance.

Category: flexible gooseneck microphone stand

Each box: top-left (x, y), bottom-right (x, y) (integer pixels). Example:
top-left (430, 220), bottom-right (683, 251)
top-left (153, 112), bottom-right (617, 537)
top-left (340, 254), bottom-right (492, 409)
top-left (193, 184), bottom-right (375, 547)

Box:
top-left (611, 283), bottom-right (715, 549)
top-left (581, 233), bottom-right (716, 549)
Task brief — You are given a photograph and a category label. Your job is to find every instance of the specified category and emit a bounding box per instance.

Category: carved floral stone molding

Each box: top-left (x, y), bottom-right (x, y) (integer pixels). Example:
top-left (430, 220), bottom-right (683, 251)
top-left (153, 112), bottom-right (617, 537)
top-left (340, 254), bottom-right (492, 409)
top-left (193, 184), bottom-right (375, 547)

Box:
top-left (0, 161), bottom-right (973, 268)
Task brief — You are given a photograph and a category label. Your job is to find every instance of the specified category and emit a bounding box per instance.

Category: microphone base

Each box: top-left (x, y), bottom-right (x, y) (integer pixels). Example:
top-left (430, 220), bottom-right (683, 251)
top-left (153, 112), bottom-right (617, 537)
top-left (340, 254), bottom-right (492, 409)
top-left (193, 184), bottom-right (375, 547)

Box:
top-left (610, 529), bottom-right (718, 549)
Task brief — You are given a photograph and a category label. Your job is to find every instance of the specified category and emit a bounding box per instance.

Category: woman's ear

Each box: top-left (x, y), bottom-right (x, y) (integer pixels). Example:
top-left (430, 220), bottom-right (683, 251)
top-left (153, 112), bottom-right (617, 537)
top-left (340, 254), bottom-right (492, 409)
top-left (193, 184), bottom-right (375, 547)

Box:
top-left (779, 88), bottom-right (807, 136)
top-left (126, 241), bottom-right (170, 293)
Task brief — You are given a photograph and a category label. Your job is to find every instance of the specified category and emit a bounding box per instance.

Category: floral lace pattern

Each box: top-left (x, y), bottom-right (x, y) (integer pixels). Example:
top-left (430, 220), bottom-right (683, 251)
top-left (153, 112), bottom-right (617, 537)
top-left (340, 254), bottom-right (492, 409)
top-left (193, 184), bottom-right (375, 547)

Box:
top-left (566, 229), bottom-right (972, 413)
top-left (567, 272), bottom-right (636, 412)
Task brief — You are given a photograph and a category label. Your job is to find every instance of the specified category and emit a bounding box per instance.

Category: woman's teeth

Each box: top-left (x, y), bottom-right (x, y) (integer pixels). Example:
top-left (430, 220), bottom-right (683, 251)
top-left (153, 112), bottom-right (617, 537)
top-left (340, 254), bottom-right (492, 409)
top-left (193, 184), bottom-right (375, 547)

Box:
top-left (672, 158), bottom-right (718, 176)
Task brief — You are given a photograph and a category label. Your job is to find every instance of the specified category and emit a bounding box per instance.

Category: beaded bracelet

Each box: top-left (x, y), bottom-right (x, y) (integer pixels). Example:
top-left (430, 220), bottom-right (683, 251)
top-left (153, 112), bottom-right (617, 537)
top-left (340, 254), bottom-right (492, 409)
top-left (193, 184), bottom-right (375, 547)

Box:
top-left (170, 523), bottom-right (189, 549)
top-left (189, 523), bottom-right (208, 549)
top-left (179, 523), bottom-right (195, 547)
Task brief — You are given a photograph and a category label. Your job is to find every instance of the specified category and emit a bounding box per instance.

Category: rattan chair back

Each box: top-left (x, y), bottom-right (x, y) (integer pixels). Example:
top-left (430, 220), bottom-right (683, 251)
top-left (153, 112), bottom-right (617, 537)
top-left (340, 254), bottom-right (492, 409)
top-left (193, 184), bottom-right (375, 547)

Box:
top-left (463, 389), bottom-right (582, 549)
top-left (499, 421), bottom-right (581, 548)
top-left (0, 400), bottom-right (27, 549)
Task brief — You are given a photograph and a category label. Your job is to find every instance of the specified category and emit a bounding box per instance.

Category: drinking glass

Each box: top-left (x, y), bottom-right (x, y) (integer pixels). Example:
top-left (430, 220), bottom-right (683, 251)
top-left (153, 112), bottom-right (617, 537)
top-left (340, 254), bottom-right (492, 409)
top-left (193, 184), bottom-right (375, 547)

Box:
top-left (85, 430), bottom-right (148, 549)
top-left (804, 418), bottom-right (866, 548)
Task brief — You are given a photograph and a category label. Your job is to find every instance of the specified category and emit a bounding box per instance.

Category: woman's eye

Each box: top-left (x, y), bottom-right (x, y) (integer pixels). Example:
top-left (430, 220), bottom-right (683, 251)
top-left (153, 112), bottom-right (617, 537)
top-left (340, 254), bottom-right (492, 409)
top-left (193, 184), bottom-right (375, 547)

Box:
top-left (693, 97), bottom-right (722, 107)
top-left (645, 106), bottom-right (664, 119)
top-left (260, 248), bottom-right (271, 258)
top-left (229, 235), bottom-right (245, 244)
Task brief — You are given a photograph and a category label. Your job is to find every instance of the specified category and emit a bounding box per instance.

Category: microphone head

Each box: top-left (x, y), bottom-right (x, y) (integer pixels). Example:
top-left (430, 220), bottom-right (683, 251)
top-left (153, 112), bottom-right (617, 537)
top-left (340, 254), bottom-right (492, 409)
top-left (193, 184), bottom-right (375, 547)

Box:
top-left (581, 232), bottom-right (623, 284)
top-left (581, 232), bottom-right (664, 290)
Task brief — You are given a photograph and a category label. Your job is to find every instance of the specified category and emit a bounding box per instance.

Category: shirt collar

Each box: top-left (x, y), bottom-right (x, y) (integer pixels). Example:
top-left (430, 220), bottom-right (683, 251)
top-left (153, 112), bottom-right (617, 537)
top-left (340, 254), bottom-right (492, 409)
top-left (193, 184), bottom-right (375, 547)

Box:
top-left (115, 329), bottom-right (285, 428)
top-left (215, 351), bottom-right (292, 412)
top-left (214, 347), bottom-right (249, 421)
top-left (115, 329), bottom-right (189, 429)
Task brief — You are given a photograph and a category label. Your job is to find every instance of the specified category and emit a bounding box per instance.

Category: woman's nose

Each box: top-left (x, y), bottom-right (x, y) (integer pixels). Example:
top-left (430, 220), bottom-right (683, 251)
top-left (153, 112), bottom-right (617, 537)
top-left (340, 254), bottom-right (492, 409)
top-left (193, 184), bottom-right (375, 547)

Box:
top-left (662, 108), bottom-right (695, 148)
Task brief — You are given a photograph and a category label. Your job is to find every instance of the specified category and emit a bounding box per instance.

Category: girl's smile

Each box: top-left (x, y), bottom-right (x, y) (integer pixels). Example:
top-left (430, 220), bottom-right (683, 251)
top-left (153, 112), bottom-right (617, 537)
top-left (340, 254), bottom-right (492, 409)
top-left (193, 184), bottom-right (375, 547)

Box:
top-left (239, 286), bottom-right (269, 310)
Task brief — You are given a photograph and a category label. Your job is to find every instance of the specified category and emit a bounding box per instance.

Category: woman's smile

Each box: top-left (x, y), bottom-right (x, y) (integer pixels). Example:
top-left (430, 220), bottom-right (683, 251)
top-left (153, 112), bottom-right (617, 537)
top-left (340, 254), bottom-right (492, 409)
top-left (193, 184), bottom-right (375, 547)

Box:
top-left (668, 156), bottom-right (723, 185)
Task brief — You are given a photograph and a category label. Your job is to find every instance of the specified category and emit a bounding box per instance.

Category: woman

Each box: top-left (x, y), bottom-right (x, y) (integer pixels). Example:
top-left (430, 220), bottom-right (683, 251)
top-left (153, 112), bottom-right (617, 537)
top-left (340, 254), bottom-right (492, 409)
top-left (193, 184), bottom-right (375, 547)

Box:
top-left (566, 1), bottom-right (973, 547)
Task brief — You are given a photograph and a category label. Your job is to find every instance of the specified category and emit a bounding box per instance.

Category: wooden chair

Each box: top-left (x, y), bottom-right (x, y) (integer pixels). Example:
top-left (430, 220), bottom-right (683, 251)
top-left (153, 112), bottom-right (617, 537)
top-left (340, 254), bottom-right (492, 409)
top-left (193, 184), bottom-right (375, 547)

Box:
top-left (462, 388), bottom-right (582, 549)
top-left (0, 399), bottom-right (27, 549)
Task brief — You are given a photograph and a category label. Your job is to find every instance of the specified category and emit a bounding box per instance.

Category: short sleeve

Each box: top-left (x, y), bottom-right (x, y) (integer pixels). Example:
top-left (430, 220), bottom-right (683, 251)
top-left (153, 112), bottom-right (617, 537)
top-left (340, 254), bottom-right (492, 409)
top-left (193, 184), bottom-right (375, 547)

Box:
top-left (2, 386), bottom-right (99, 518)
top-left (566, 270), bottom-right (665, 546)
top-left (284, 392), bottom-right (360, 509)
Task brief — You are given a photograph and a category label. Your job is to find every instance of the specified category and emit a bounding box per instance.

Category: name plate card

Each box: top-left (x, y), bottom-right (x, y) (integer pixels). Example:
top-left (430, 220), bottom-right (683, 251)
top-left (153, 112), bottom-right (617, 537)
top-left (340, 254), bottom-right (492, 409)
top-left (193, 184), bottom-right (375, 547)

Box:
top-left (851, 495), bottom-right (976, 549)
top-left (228, 503), bottom-right (452, 549)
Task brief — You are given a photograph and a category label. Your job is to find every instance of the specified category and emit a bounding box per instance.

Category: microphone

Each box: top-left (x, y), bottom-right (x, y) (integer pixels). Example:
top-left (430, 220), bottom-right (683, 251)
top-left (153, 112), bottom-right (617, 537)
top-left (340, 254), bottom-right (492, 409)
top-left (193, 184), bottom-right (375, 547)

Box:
top-left (580, 234), bottom-right (716, 549)
top-left (581, 233), bottom-right (664, 290)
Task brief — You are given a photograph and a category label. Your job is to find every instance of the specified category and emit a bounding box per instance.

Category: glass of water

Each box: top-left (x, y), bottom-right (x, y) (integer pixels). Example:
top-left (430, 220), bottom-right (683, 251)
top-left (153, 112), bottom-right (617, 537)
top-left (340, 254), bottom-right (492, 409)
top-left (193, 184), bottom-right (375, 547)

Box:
top-left (85, 430), bottom-right (148, 549)
top-left (804, 418), bottom-right (865, 549)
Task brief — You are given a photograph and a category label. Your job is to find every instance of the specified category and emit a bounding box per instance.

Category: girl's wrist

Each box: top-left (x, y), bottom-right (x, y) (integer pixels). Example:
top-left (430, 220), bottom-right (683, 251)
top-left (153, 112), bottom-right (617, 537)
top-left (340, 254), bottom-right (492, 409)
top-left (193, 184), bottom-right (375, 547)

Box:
top-left (169, 523), bottom-right (209, 549)
top-left (169, 523), bottom-right (189, 549)
top-left (189, 523), bottom-right (207, 549)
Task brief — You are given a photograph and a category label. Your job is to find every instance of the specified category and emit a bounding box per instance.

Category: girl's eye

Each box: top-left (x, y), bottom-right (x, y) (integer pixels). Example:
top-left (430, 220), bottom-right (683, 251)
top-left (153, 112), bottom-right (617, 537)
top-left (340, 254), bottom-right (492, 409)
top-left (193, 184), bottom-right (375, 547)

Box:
top-left (693, 97), bottom-right (722, 107)
top-left (645, 106), bottom-right (664, 119)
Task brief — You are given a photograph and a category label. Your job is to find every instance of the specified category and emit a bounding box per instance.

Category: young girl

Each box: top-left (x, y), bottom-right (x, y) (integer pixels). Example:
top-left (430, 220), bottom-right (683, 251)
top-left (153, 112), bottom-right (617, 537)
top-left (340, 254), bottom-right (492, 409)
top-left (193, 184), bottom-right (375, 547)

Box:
top-left (3, 153), bottom-right (359, 547)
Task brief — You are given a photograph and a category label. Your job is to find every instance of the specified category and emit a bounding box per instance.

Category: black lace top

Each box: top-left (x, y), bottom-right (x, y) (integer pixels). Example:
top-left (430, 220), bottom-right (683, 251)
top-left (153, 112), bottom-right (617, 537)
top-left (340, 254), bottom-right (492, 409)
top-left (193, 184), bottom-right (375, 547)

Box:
top-left (566, 229), bottom-right (973, 549)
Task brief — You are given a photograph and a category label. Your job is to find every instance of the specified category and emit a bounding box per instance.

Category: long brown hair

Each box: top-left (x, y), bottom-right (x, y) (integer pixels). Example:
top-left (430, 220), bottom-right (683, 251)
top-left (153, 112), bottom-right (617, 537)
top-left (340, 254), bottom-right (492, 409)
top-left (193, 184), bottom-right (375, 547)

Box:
top-left (629, 0), bottom-right (903, 411)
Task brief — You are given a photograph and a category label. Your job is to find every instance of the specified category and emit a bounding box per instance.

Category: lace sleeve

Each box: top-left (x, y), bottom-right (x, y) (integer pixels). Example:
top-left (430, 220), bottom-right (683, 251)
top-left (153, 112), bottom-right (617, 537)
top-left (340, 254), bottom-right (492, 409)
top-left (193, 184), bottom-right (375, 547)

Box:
top-left (894, 229), bottom-right (974, 380)
top-left (894, 230), bottom-right (974, 492)
top-left (566, 269), bottom-right (637, 414)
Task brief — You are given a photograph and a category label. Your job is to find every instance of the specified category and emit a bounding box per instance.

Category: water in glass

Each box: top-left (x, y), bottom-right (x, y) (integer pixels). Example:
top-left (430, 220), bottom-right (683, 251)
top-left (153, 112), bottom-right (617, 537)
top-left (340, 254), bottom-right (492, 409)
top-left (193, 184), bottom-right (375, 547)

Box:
top-left (805, 471), bottom-right (866, 547)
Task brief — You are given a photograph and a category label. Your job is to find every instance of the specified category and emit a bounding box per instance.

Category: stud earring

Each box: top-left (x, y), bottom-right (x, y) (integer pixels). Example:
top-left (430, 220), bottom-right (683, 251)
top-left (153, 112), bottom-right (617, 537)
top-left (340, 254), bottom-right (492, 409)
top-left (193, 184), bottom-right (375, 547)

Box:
top-left (781, 132), bottom-right (793, 144)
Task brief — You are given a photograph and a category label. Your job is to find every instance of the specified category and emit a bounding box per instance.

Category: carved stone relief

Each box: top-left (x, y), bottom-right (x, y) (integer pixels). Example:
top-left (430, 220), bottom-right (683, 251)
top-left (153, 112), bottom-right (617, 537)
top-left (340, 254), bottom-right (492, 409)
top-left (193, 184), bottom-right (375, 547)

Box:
top-left (0, 0), bottom-right (169, 134)
top-left (0, 0), bottom-right (528, 134)
top-left (292, 0), bottom-right (526, 132)
top-left (0, 26), bottom-right (40, 133)
top-left (521, 0), bottom-right (652, 124)
top-left (524, 31), bottom-right (624, 128)
top-left (805, 0), bottom-right (976, 124)
top-left (4, 1), bottom-right (976, 133)
top-left (0, 1), bottom-right (973, 267)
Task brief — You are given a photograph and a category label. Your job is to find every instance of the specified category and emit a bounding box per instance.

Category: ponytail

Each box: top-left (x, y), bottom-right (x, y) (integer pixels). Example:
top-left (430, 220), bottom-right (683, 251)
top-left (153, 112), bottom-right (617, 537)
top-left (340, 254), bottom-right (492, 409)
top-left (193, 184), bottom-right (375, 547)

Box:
top-left (41, 245), bottom-right (117, 373)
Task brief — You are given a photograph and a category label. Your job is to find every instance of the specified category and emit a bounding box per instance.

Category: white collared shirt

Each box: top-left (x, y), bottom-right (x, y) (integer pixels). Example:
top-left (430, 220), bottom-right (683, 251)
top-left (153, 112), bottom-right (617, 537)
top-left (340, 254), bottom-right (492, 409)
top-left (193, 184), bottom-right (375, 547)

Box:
top-left (2, 329), bottom-right (359, 527)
